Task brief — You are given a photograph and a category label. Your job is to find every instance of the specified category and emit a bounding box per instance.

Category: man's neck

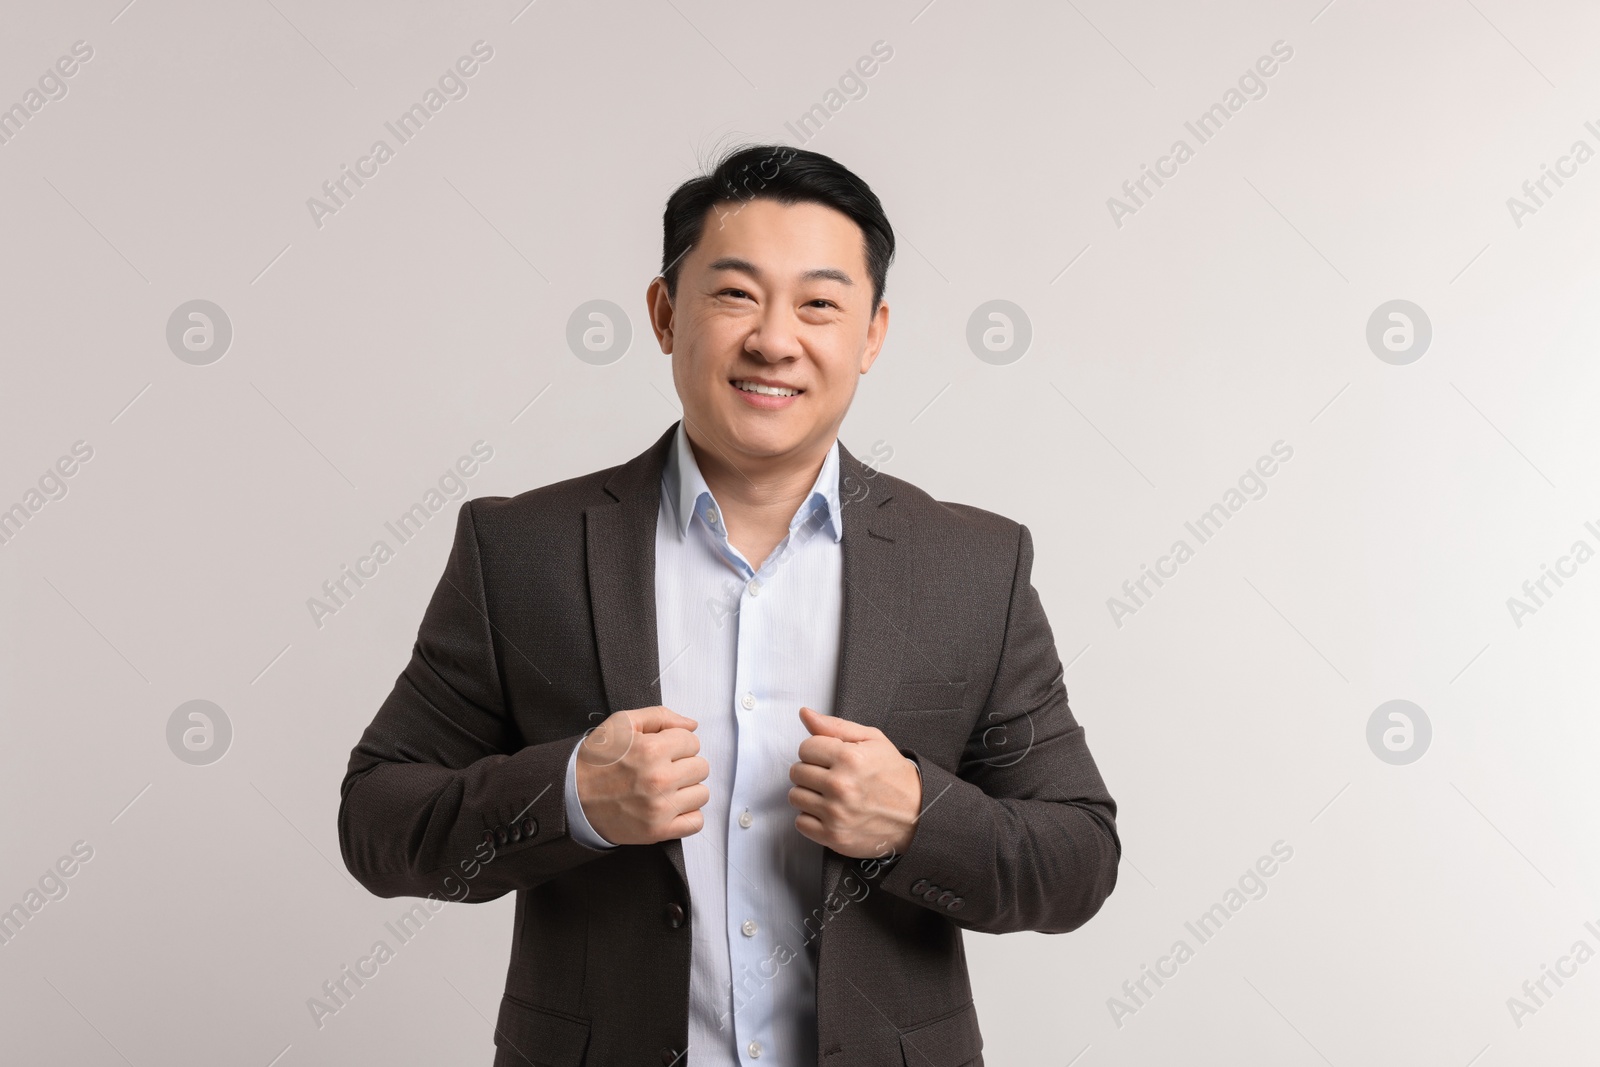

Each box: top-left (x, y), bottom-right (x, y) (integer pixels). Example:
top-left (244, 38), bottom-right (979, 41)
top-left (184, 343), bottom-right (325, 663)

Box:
top-left (685, 426), bottom-right (832, 567)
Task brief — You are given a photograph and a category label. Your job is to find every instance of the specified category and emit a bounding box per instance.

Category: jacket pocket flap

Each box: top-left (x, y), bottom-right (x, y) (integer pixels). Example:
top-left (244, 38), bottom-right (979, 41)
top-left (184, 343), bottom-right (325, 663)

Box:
top-left (900, 1000), bottom-right (983, 1066)
top-left (493, 995), bottom-right (590, 1066)
top-left (892, 679), bottom-right (968, 710)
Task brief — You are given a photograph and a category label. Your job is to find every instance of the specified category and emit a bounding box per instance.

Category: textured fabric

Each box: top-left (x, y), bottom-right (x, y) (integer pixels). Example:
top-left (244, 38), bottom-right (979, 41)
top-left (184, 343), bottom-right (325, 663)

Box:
top-left (562, 421), bottom-right (845, 1066)
top-left (337, 420), bottom-right (1121, 1067)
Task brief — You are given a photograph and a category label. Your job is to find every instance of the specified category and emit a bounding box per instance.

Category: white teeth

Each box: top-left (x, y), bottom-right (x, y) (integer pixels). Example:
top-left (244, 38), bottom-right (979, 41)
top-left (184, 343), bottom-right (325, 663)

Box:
top-left (733, 381), bottom-right (800, 397)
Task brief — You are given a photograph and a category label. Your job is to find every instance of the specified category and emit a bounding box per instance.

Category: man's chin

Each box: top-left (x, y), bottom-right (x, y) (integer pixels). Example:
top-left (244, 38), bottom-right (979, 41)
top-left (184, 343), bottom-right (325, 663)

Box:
top-left (716, 418), bottom-right (818, 462)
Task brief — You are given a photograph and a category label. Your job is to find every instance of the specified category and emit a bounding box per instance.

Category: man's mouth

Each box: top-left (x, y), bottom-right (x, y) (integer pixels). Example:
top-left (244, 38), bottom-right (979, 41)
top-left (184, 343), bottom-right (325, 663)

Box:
top-left (731, 380), bottom-right (803, 397)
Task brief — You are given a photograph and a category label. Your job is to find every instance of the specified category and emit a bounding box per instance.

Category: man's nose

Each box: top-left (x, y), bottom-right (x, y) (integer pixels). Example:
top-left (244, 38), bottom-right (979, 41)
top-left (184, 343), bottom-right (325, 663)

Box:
top-left (745, 306), bottom-right (803, 361)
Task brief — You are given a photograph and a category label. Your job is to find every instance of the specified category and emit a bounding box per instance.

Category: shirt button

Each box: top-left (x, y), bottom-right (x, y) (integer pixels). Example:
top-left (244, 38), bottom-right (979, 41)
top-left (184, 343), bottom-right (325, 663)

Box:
top-left (706, 506), bottom-right (719, 525)
top-left (738, 809), bottom-right (753, 829)
top-left (741, 919), bottom-right (758, 937)
top-left (748, 1040), bottom-right (762, 1058)
top-left (748, 578), bottom-right (762, 596)
top-left (741, 692), bottom-right (756, 710)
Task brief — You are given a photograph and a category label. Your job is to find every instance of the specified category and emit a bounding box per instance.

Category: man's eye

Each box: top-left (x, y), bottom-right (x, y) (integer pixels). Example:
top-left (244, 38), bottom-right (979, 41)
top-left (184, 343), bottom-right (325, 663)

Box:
top-left (720, 288), bottom-right (750, 299)
top-left (807, 299), bottom-right (836, 309)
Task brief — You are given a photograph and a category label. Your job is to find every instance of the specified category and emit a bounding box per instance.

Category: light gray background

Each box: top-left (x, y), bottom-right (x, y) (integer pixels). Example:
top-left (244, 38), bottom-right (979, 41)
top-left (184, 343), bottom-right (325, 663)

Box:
top-left (2, 1), bottom-right (1597, 1063)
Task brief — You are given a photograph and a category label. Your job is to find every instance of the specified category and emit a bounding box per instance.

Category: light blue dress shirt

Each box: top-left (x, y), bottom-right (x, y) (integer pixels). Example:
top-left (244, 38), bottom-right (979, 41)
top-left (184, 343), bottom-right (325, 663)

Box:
top-left (563, 421), bottom-right (845, 1065)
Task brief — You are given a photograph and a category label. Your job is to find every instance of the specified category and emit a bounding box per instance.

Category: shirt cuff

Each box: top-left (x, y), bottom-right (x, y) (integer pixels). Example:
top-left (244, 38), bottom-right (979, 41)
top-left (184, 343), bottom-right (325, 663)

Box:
top-left (564, 736), bottom-right (618, 850)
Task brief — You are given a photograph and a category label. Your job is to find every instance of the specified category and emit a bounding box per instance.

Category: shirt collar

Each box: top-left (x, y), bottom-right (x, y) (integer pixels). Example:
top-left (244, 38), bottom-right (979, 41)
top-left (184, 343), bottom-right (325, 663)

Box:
top-left (664, 421), bottom-right (843, 543)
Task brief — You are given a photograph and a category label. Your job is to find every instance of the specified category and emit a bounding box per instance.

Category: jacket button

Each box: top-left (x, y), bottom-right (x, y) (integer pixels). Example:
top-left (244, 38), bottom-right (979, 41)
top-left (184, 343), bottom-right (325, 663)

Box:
top-left (948, 897), bottom-right (965, 911)
top-left (665, 902), bottom-right (686, 928)
top-left (482, 829), bottom-right (495, 846)
top-left (521, 817), bottom-right (537, 837)
top-left (922, 886), bottom-right (940, 901)
top-left (936, 891), bottom-right (954, 906)
top-left (910, 879), bottom-right (929, 894)
top-left (495, 826), bottom-right (508, 846)
top-left (660, 1047), bottom-right (680, 1065)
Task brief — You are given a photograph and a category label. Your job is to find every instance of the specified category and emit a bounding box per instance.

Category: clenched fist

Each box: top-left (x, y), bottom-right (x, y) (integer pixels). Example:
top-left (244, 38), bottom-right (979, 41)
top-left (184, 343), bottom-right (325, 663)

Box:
top-left (575, 706), bottom-right (709, 845)
top-left (789, 706), bottom-right (922, 858)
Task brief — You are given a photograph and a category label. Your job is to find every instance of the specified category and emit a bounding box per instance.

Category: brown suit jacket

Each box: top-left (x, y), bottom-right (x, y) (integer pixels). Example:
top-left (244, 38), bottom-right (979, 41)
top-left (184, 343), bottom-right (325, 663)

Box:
top-left (338, 421), bottom-right (1120, 1066)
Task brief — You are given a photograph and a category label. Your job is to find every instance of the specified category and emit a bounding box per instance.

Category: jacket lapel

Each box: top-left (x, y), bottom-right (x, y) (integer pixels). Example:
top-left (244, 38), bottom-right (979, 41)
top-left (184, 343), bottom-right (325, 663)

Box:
top-left (822, 443), bottom-right (910, 903)
top-left (584, 423), bottom-right (913, 905)
top-left (584, 422), bottom-right (685, 889)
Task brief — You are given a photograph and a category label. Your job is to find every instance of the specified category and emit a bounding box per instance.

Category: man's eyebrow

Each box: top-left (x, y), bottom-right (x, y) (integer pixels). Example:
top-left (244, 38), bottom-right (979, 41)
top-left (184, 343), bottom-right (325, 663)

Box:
top-left (706, 257), bottom-right (855, 286)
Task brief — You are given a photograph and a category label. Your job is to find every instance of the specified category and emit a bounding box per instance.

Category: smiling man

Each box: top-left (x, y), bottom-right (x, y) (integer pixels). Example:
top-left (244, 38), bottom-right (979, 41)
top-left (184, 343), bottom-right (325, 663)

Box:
top-left (338, 144), bottom-right (1120, 1067)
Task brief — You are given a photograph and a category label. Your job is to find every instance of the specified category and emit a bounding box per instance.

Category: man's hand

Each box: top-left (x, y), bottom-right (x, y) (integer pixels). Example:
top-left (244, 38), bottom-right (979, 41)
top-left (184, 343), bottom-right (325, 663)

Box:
top-left (575, 706), bottom-right (708, 845)
top-left (789, 706), bottom-right (922, 858)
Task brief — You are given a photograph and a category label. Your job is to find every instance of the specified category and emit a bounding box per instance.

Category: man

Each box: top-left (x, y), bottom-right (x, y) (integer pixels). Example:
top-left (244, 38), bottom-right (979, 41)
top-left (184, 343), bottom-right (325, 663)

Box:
top-left (338, 144), bottom-right (1120, 1067)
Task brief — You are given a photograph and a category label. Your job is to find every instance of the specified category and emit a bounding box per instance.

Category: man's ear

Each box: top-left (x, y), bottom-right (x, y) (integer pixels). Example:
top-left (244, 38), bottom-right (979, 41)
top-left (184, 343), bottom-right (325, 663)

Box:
top-left (646, 276), bottom-right (675, 353)
top-left (860, 299), bottom-right (889, 373)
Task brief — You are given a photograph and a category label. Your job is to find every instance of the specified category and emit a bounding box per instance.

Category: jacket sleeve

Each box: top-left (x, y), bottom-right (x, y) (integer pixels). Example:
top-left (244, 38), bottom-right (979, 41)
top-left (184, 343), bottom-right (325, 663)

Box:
top-left (337, 499), bottom-right (613, 902)
top-left (876, 522), bottom-right (1121, 934)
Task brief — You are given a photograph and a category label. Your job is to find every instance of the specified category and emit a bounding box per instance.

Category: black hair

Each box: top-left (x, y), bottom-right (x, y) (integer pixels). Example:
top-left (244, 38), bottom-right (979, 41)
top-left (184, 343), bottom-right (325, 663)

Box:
top-left (659, 143), bottom-right (895, 314)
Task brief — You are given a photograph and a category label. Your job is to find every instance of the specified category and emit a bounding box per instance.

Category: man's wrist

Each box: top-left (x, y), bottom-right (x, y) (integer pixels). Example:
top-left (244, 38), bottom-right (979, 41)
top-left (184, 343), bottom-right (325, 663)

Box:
top-left (564, 735), bottom-right (618, 850)
top-left (898, 755), bottom-right (922, 853)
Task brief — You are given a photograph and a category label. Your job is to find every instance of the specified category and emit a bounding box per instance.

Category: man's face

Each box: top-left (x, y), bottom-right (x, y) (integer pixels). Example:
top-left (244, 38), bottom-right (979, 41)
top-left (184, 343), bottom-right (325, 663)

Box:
top-left (647, 198), bottom-right (888, 467)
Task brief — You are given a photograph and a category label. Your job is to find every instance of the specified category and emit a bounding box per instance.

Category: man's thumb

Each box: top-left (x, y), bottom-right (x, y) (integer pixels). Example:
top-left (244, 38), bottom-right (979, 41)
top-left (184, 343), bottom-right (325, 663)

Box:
top-left (800, 706), bottom-right (871, 740)
top-left (633, 706), bottom-right (698, 732)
